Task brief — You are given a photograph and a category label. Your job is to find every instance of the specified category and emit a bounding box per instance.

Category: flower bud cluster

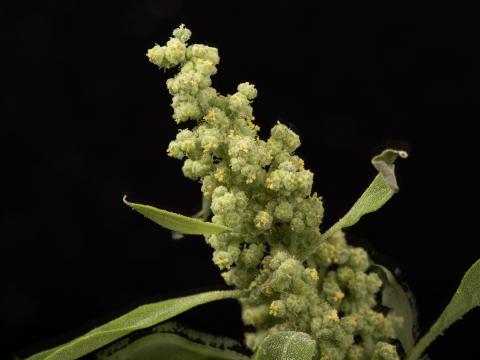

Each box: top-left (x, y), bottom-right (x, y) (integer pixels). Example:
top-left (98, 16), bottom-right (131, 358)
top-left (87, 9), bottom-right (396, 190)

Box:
top-left (149, 25), bottom-right (401, 359)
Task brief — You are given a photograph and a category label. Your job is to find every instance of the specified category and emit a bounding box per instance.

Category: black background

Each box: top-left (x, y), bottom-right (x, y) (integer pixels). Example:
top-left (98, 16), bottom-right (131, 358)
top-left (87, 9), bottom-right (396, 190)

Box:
top-left (1, 0), bottom-right (477, 358)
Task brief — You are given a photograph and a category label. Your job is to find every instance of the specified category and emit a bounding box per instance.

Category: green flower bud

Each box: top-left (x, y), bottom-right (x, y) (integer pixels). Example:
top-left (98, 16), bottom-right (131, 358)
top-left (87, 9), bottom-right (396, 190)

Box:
top-left (284, 294), bottom-right (307, 314)
top-left (197, 87), bottom-right (217, 110)
top-left (254, 211), bottom-right (272, 230)
top-left (211, 191), bottom-right (236, 214)
top-left (274, 201), bottom-right (293, 222)
top-left (336, 266), bottom-right (355, 286)
top-left (173, 101), bottom-right (202, 123)
top-left (270, 258), bottom-right (303, 292)
top-left (290, 217), bottom-right (305, 233)
top-left (371, 342), bottom-right (399, 360)
top-left (212, 185), bottom-right (228, 198)
top-left (166, 140), bottom-right (184, 159)
top-left (323, 272), bottom-right (345, 306)
top-left (182, 158), bottom-right (211, 180)
top-left (269, 300), bottom-right (286, 317)
top-left (228, 92), bottom-right (251, 117)
top-left (172, 24), bottom-right (191, 43)
top-left (146, 45), bottom-right (166, 68)
top-left (366, 272), bottom-right (382, 294)
top-left (199, 127), bottom-right (223, 153)
top-left (234, 191), bottom-right (248, 209)
top-left (347, 248), bottom-right (370, 272)
top-left (346, 345), bottom-right (365, 360)
top-left (237, 82), bottom-right (257, 100)
top-left (190, 44), bottom-right (219, 65)
top-left (318, 347), bottom-right (344, 360)
top-left (269, 251), bottom-right (289, 270)
top-left (165, 38), bottom-right (186, 65)
top-left (340, 315), bottom-right (359, 334)
top-left (347, 272), bottom-right (369, 299)
top-left (213, 250), bottom-right (234, 270)
top-left (240, 243), bottom-right (265, 268)
top-left (269, 123), bottom-right (301, 153)
top-left (194, 58), bottom-right (217, 76)
top-left (242, 304), bottom-right (269, 326)
top-left (201, 175), bottom-right (216, 198)
top-left (224, 211), bottom-right (242, 229)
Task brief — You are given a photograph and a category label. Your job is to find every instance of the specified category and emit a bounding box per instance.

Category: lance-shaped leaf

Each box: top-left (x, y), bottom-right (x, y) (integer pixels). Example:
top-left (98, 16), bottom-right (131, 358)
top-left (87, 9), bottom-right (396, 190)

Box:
top-left (27, 290), bottom-right (240, 360)
top-left (97, 333), bottom-right (250, 360)
top-left (123, 196), bottom-right (231, 235)
top-left (300, 149), bottom-right (408, 260)
top-left (373, 264), bottom-right (417, 353)
top-left (406, 258), bottom-right (480, 360)
top-left (172, 196), bottom-right (212, 240)
top-left (254, 331), bottom-right (317, 360)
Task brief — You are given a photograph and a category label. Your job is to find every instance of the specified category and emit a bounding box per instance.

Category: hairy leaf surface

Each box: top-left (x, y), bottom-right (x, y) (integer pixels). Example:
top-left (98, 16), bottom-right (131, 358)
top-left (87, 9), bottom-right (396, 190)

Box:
top-left (97, 333), bottom-right (249, 360)
top-left (406, 259), bottom-right (480, 360)
top-left (27, 290), bottom-right (240, 360)
top-left (301, 149), bottom-right (407, 260)
top-left (123, 196), bottom-right (230, 235)
top-left (254, 331), bottom-right (316, 360)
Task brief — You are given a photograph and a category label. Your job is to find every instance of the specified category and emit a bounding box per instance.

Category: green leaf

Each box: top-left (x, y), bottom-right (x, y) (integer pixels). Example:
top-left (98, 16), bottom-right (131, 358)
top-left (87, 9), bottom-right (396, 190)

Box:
top-left (300, 149), bottom-right (407, 260)
top-left (254, 331), bottom-right (316, 360)
top-left (406, 259), bottom-right (480, 360)
top-left (27, 290), bottom-right (240, 360)
top-left (371, 149), bottom-right (408, 193)
top-left (97, 333), bottom-right (249, 360)
top-left (373, 264), bottom-right (417, 353)
top-left (172, 196), bottom-right (212, 240)
top-left (123, 196), bottom-right (231, 235)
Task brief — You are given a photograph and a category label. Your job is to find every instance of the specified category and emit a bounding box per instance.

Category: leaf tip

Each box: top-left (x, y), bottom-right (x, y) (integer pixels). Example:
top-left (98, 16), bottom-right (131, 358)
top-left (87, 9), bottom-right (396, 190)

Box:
top-left (371, 148), bottom-right (409, 193)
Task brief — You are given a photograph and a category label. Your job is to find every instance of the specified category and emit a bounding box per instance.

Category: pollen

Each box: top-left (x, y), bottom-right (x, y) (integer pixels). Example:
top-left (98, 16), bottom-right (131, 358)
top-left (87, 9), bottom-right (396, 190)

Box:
top-left (265, 178), bottom-right (274, 190)
top-left (246, 173), bottom-right (256, 184)
top-left (329, 310), bottom-right (340, 323)
top-left (239, 143), bottom-right (249, 153)
top-left (203, 142), bottom-right (217, 152)
top-left (333, 291), bottom-right (345, 302)
top-left (269, 301), bottom-right (280, 317)
top-left (307, 268), bottom-right (319, 282)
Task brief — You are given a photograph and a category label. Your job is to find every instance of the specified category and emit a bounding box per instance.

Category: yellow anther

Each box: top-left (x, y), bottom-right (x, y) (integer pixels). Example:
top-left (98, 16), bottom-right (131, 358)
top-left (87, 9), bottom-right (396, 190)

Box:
top-left (329, 310), bottom-right (340, 323)
top-left (310, 268), bottom-right (319, 282)
top-left (269, 301), bottom-right (280, 317)
top-left (333, 291), bottom-right (345, 302)
top-left (246, 173), bottom-right (256, 184)
top-left (238, 143), bottom-right (249, 153)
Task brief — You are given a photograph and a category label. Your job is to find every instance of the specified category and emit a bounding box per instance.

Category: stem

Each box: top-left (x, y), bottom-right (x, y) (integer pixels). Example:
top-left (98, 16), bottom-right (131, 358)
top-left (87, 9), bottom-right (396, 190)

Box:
top-left (405, 319), bottom-right (443, 360)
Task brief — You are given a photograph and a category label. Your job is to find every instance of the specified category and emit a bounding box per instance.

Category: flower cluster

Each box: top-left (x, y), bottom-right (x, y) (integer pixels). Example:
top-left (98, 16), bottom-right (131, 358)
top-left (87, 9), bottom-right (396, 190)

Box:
top-left (148, 25), bottom-right (401, 360)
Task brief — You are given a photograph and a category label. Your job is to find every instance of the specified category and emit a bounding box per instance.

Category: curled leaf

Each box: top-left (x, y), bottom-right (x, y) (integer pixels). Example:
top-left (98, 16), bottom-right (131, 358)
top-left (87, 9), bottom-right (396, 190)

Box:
top-left (123, 196), bottom-right (230, 235)
top-left (254, 331), bottom-right (316, 360)
top-left (406, 258), bottom-right (480, 360)
top-left (371, 149), bottom-right (408, 192)
top-left (27, 290), bottom-right (240, 360)
top-left (301, 149), bottom-right (408, 260)
top-left (372, 264), bottom-right (417, 353)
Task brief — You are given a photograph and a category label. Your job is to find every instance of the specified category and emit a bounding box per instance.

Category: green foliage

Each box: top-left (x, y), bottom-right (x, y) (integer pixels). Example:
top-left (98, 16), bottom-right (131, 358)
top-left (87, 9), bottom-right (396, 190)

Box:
top-left (123, 196), bottom-right (231, 235)
top-left (373, 264), bottom-right (417, 353)
top-left (24, 25), bottom-right (478, 360)
top-left (254, 332), bottom-right (316, 360)
top-left (406, 259), bottom-right (480, 360)
top-left (27, 290), bottom-right (239, 360)
top-left (97, 333), bottom-right (249, 360)
top-left (300, 149), bottom-right (408, 260)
